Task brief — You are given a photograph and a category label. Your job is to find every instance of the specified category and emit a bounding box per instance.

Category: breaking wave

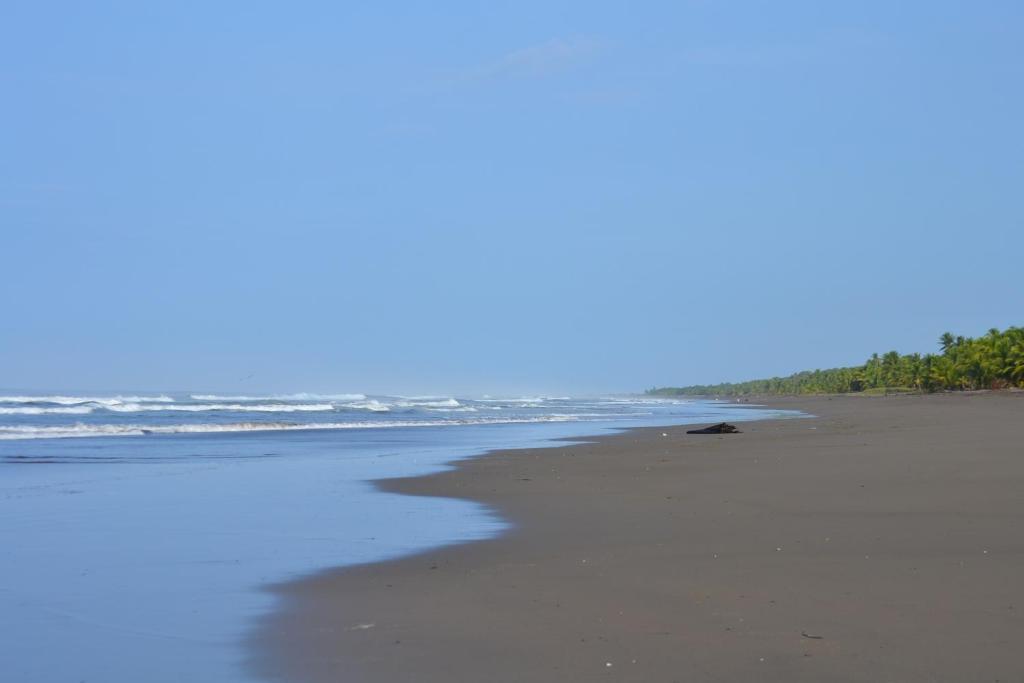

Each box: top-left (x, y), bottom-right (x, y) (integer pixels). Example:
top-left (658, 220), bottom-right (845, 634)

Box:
top-left (0, 395), bottom-right (174, 406)
top-left (104, 403), bottom-right (335, 413)
top-left (0, 415), bottom-right (583, 440)
top-left (394, 398), bottom-right (461, 408)
top-left (189, 393), bottom-right (367, 402)
top-left (0, 393), bottom-right (705, 443)
top-left (0, 406), bottom-right (95, 415)
top-left (337, 399), bottom-right (392, 412)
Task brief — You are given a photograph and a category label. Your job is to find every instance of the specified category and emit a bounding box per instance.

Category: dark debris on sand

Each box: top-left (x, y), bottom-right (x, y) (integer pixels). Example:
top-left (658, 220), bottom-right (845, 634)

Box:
top-left (686, 422), bottom-right (741, 434)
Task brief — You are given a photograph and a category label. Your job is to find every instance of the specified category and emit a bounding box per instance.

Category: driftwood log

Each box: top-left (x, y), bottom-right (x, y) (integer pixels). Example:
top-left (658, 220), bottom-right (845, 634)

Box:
top-left (686, 422), bottom-right (741, 434)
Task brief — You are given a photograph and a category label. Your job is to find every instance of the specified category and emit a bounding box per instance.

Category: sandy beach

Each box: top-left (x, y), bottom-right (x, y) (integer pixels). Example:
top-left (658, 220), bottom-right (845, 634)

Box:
top-left (250, 393), bottom-right (1024, 682)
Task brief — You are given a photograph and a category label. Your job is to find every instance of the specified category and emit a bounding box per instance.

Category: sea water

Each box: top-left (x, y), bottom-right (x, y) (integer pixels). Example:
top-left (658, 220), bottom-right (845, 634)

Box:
top-left (0, 393), bottom-right (803, 682)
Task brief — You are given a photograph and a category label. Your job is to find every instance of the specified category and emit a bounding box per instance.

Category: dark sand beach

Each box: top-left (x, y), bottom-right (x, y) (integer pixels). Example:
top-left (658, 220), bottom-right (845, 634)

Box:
top-left (252, 393), bottom-right (1024, 682)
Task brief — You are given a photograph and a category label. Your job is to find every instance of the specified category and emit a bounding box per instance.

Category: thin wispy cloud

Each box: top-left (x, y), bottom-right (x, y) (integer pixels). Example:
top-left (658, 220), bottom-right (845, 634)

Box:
top-left (486, 36), bottom-right (604, 78)
top-left (431, 36), bottom-right (605, 90)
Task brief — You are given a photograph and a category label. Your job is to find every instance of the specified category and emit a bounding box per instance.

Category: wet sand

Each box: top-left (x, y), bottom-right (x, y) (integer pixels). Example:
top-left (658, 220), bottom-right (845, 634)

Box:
top-left (251, 393), bottom-right (1024, 682)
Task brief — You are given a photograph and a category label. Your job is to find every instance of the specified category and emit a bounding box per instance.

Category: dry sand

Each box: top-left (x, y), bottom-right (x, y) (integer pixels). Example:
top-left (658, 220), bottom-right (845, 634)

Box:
top-left (250, 393), bottom-right (1024, 682)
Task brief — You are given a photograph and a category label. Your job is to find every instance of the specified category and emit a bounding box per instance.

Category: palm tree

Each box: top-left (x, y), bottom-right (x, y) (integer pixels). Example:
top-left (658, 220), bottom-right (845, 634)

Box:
top-left (648, 326), bottom-right (1022, 396)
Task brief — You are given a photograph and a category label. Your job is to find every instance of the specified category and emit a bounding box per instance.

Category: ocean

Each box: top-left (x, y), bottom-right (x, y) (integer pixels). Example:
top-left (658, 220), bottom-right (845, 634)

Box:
top-left (0, 393), bottom-right (803, 682)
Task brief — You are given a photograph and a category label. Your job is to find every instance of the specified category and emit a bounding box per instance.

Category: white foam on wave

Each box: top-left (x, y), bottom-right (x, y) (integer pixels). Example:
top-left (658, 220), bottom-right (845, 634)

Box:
top-left (477, 396), bottom-right (572, 402)
top-left (477, 397), bottom-right (545, 403)
top-left (189, 393), bottom-right (366, 402)
top-left (0, 424), bottom-right (152, 439)
top-left (0, 415), bottom-right (584, 440)
top-left (104, 403), bottom-right (335, 413)
top-left (395, 395), bottom-right (450, 400)
top-left (338, 399), bottom-right (392, 412)
top-left (0, 395), bottom-right (174, 406)
top-left (395, 398), bottom-right (461, 409)
top-left (602, 397), bottom-right (691, 405)
top-left (0, 406), bottom-right (95, 415)
top-left (336, 397), bottom-right (464, 412)
top-left (473, 396), bottom-right (576, 407)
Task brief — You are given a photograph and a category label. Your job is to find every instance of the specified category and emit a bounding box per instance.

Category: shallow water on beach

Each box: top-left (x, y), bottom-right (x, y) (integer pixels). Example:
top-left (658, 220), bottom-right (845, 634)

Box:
top-left (0, 395), bottom-right (803, 682)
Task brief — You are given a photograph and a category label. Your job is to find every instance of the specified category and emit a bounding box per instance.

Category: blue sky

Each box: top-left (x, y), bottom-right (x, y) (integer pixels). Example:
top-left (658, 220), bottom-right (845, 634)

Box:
top-left (2, 1), bottom-right (1022, 394)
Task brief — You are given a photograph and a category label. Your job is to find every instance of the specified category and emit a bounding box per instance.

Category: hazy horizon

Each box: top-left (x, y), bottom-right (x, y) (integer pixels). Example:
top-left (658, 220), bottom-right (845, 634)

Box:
top-left (1, 319), bottom-right (1017, 398)
top-left (3, 2), bottom-right (1022, 394)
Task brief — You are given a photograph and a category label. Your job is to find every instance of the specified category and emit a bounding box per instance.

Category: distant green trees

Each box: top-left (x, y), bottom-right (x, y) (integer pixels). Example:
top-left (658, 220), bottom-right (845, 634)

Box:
top-left (647, 326), bottom-right (1024, 396)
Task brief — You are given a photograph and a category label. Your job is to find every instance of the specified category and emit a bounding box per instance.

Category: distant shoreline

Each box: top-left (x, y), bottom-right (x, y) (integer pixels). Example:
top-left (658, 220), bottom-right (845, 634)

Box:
top-left (648, 326), bottom-right (1024, 397)
top-left (249, 392), bottom-right (1024, 682)
top-left (655, 387), bottom-right (1024, 399)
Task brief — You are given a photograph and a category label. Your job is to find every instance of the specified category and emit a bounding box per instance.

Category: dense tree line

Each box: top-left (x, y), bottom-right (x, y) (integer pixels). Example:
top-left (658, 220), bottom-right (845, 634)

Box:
top-left (648, 326), bottom-right (1024, 396)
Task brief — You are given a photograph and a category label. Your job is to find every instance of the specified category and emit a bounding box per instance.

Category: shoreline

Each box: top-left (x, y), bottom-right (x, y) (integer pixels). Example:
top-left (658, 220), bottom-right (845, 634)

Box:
top-left (249, 393), bottom-right (1024, 682)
